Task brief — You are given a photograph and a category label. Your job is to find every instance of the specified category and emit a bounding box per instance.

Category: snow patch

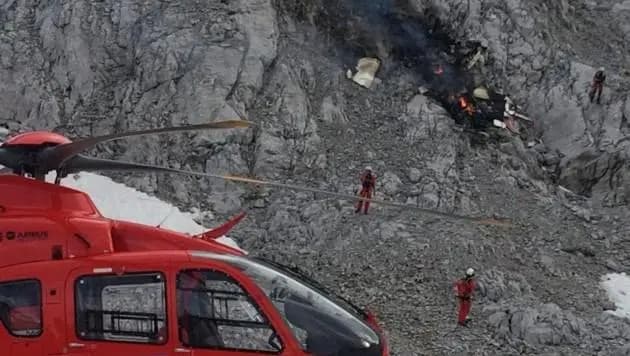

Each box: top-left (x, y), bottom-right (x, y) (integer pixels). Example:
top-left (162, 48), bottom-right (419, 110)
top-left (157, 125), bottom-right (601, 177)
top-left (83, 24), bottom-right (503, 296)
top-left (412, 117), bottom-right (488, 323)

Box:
top-left (60, 173), bottom-right (205, 232)
top-left (60, 172), bottom-right (243, 251)
top-left (601, 273), bottom-right (630, 319)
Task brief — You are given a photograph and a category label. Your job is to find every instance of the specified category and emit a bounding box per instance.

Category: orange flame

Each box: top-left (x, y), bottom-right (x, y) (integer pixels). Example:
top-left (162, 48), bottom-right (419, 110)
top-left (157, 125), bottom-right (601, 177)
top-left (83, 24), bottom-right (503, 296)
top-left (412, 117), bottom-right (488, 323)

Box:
top-left (458, 96), bottom-right (474, 116)
top-left (458, 96), bottom-right (467, 108)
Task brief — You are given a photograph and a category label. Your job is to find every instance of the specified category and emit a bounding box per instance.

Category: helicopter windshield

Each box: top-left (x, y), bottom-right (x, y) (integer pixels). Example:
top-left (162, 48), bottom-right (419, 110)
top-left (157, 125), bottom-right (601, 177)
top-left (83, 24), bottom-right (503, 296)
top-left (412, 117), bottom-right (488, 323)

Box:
top-left (191, 251), bottom-right (381, 355)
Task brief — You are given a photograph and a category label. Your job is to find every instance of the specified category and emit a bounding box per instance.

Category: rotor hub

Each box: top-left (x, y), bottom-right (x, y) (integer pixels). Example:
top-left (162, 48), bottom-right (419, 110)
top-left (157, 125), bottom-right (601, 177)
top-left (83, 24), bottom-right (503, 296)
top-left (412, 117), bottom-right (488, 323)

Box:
top-left (0, 132), bottom-right (73, 179)
top-left (2, 131), bottom-right (72, 147)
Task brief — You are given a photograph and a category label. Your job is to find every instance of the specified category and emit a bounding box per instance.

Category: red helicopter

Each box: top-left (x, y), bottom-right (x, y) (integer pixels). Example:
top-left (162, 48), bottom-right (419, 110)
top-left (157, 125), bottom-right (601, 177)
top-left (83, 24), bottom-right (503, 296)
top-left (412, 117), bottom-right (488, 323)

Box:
top-left (0, 120), bottom-right (508, 356)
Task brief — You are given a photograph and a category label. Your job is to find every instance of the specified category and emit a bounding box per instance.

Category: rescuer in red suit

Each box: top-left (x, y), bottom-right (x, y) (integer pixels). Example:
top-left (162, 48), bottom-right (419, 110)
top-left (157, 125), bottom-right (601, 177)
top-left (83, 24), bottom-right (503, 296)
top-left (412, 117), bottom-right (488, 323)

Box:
top-left (356, 166), bottom-right (376, 214)
top-left (455, 268), bottom-right (476, 326)
top-left (589, 67), bottom-right (606, 104)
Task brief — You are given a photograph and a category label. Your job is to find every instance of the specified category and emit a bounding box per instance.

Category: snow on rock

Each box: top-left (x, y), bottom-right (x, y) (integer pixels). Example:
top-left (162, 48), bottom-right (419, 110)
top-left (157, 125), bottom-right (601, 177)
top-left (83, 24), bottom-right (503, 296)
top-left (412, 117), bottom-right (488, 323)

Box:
top-left (56, 172), bottom-right (243, 251)
top-left (601, 273), bottom-right (630, 319)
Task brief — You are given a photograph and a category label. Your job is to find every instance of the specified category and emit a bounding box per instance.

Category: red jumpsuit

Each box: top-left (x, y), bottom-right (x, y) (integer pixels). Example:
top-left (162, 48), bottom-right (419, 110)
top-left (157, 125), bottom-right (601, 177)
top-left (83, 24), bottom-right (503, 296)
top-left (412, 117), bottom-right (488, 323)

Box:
top-left (455, 277), bottom-right (475, 325)
top-left (589, 70), bottom-right (606, 104)
top-left (356, 171), bottom-right (376, 214)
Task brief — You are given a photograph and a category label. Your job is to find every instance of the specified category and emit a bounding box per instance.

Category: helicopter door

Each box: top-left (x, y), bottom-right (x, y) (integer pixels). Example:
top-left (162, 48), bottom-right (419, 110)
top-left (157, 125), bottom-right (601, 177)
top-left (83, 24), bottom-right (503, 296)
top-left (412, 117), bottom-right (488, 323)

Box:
top-left (174, 265), bottom-right (301, 356)
top-left (65, 266), bottom-right (172, 356)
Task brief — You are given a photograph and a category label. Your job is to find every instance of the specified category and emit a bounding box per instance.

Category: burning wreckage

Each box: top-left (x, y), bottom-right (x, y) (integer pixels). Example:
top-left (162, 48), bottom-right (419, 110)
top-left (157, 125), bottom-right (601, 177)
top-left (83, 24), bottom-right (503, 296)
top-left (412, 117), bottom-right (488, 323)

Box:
top-left (428, 85), bottom-right (534, 137)
top-left (428, 42), bottom-right (534, 136)
top-left (346, 57), bottom-right (533, 137)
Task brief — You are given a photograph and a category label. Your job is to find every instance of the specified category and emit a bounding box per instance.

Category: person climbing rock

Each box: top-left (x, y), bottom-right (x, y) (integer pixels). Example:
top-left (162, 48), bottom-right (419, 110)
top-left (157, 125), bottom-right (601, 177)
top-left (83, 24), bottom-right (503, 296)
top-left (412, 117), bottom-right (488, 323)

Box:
top-left (455, 268), bottom-right (476, 327)
top-left (589, 67), bottom-right (606, 104)
top-left (355, 166), bottom-right (376, 214)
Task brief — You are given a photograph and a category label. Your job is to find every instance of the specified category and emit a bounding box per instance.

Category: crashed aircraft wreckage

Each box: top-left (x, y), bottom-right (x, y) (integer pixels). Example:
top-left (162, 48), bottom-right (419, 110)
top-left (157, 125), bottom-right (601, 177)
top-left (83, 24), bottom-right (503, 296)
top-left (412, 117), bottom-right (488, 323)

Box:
top-left (429, 86), bottom-right (533, 136)
top-left (343, 50), bottom-right (532, 136)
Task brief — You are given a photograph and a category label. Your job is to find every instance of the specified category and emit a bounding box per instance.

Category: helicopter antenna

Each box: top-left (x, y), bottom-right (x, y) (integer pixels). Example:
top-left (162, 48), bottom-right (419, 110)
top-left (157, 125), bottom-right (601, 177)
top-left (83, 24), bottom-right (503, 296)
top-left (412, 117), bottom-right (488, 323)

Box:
top-left (156, 206), bottom-right (175, 228)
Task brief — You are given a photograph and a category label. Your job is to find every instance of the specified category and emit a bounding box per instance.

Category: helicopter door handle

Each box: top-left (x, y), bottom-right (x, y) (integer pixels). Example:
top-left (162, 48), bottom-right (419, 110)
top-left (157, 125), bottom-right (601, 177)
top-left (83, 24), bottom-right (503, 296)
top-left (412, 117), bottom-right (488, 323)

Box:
top-left (174, 347), bottom-right (191, 353)
top-left (68, 342), bottom-right (86, 348)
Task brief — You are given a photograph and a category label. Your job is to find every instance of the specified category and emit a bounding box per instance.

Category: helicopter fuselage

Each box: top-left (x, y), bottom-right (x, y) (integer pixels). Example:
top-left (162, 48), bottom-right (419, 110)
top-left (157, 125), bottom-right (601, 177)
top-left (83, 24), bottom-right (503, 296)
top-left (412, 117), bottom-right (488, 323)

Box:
top-left (0, 175), bottom-right (389, 356)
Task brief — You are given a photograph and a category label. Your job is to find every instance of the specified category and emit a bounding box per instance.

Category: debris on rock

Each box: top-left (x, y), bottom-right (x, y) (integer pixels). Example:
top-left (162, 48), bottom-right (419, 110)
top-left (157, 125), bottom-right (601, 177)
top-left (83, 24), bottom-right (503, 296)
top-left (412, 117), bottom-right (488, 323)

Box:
top-left (429, 85), bottom-right (533, 137)
top-left (465, 46), bottom-right (487, 70)
top-left (473, 87), bottom-right (490, 100)
top-left (348, 57), bottom-right (381, 89)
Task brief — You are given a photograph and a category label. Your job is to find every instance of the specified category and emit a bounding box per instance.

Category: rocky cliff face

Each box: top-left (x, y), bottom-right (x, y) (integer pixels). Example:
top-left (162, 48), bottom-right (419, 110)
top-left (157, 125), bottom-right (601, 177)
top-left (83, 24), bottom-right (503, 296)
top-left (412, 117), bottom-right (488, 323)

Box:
top-left (410, 0), bottom-right (630, 206)
top-left (1, 0), bottom-right (278, 211)
top-left (2, 0), bottom-right (630, 355)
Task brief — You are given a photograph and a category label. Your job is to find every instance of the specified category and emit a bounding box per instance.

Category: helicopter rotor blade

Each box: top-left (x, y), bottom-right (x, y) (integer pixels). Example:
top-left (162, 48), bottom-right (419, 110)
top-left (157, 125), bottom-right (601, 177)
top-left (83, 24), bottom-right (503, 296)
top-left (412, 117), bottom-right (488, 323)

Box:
top-left (214, 175), bottom-right (512, 227)
top-left (60, 156), bottom-right (512, 227)
top-left (43, 120), bottom-right (253, 171)
top-left (62, 155), bottom-right (197, 174)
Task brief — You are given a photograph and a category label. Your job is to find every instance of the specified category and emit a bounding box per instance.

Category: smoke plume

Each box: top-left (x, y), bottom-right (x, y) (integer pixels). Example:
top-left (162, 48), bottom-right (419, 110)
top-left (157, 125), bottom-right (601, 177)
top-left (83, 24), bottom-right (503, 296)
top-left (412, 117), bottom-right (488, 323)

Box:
top-left (307, 0), bottom-right (472, 93)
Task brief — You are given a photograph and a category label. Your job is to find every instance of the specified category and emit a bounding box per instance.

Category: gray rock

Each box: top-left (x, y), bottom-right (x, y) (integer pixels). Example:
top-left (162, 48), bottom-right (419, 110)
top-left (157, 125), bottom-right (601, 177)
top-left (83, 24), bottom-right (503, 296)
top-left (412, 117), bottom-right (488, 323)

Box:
top-left (613, 345), bottom-right (630, 356)
top-left (255, 63), bottom-right (321, 174)
top-left (408, 168), bottom-right (422, 183)
top-left (542, 152), bottom-right (561, 167)
top-left (575, 207), bottom-right (593, 222)
top-left (605, 259), bottom-right (623, 272)
top-left (382, 171), bottom-right (402, 195)
top-left (253, 199), bottom-right (267, 208)
top-left (495, 176), bottom-right (518, 187)
top-left (3, 0), bottom-right (630, 354)
top-left (594, 312), bottom-right (630, 342)
top-left (477, 269), bottom-right (532, 302)
top-left (487, 303), bottom-right (592, 347)
top-left (320, 95), bottom-right (348, 124)
top-left (408, 0), bottom-right (629, 208)
top-left (376, 221), bottom-right (407, 241)
top-left (603, 301), bottom-right (617, 312)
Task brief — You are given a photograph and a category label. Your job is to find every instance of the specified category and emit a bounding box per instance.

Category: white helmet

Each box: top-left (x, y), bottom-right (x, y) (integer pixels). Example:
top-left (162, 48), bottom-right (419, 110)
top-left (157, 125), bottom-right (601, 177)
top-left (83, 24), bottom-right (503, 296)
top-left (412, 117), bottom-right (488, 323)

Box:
top-left (365, 166), bottom-right (372, 172)
top-left (599, 66), bottom-right (605, 72)
top-left (466, 268), bottom-right (475, 277)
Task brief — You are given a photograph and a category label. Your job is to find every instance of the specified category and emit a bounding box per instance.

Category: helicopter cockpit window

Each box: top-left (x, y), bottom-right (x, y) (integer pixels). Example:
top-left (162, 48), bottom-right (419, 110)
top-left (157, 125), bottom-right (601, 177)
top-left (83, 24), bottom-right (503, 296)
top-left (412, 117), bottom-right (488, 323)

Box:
top-left (0, 279), bottom-right (42, 337)
top-left (191, 252), bottom-right (382, 356)
top-left (176, 269), bottom-right (282, 353)
top-left (74, 272), bottom-right (167, 344)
